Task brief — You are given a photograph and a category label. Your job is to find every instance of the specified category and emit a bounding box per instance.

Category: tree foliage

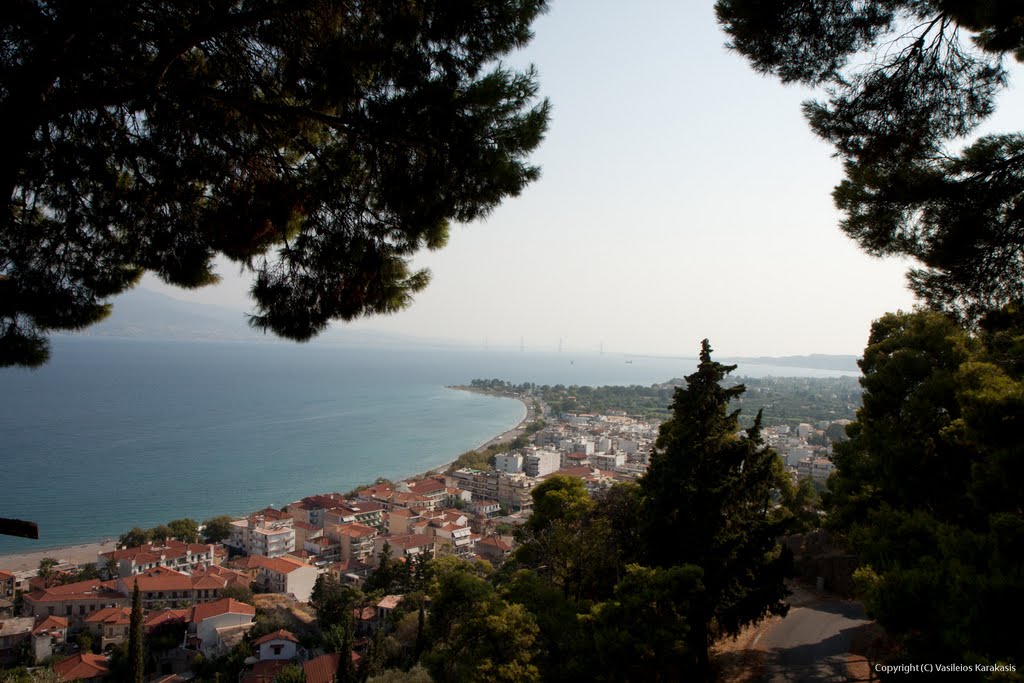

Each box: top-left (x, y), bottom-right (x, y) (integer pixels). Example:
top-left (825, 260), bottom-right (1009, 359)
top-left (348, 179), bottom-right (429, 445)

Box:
top-left (167, 518), bottom-right (200, 543)
top-left (640, 340), bottom-right (790, 675)
top-left (129, 581), bottom-right (144, 683)
top-left (1, 0), bottom-right (551, 367)
top-left (825, 309), bottom-right (1024, 666)
top-left (716, 1), bottom-right (1024, 321)
top-left (201, 515), bottom-right (235, 544)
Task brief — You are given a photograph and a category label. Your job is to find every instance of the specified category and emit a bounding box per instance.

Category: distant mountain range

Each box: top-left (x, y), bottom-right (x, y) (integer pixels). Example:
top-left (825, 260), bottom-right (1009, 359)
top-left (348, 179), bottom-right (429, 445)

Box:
top-left (69, 287), bottom-right (447, 348)
top-left (719, 354), bottom-right (860, 372)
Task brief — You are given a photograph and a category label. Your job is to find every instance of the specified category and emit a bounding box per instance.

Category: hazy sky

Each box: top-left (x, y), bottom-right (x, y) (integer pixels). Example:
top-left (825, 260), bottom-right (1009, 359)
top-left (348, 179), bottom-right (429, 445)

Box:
top-left (142, 1), bottom-right (1024, 357)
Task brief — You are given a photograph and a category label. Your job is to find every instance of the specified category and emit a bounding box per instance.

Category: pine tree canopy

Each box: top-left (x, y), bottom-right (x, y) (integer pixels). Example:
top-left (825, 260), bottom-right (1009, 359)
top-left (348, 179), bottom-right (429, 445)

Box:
top-left (0, 0), bottom-right (551, 366)
top-left (715, 1), bottom-right (1024, 322)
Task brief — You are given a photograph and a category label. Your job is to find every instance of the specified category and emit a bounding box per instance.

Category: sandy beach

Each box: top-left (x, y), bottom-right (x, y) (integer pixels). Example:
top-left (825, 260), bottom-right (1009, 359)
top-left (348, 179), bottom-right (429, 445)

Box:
top-left (0, 539), bottom-right (117, 574)
top-left (0, 391), bottom-right (534, 573)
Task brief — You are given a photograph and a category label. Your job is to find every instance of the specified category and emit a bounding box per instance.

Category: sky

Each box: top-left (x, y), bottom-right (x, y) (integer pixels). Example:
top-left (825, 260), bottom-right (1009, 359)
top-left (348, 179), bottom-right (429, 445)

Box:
top-left (141, 1), bottom-right (1024, 357)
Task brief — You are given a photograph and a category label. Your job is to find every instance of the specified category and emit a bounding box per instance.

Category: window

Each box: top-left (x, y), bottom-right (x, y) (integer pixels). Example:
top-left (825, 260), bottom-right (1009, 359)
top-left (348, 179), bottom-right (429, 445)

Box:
top-left (65, 606), bottom-right (71, 616)
top-left (79, 605), bottom-right (85, 615)
top-left (272, 645), bottom-right (283, 656)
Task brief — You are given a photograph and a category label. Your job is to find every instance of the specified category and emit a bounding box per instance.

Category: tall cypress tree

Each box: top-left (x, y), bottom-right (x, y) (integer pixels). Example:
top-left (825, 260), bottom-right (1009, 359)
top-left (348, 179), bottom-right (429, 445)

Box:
top-left (129, 579), bottom-right (144, 683)
top-left (640, 339), bottom-right (790, 675)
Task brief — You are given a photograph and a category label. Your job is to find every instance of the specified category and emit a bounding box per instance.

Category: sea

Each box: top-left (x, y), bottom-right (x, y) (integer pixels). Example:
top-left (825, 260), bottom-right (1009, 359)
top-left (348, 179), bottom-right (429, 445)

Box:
top-left (0, 336), bottom-right (854, 555)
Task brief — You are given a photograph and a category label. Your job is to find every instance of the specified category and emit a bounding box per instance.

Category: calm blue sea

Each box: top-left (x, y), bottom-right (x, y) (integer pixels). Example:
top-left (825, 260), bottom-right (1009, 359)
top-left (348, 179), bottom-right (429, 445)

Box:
top-left (0, 336), bottom-right (852, 554)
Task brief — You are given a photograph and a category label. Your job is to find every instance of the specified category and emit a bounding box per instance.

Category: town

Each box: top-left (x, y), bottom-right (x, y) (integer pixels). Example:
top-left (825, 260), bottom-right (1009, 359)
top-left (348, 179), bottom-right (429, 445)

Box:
top-left (0, 381), bottom-right (848, 682)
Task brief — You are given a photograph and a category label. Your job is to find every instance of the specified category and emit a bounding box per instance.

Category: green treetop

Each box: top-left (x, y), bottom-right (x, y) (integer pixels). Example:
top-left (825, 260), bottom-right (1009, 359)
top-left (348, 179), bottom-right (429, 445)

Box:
top-left (1, 0), bottom-right (550, 367)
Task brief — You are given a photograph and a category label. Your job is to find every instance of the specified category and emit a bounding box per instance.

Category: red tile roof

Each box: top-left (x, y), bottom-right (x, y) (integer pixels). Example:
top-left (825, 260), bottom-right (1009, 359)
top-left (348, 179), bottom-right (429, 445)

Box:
top-left (32, 615), bottom-right (68, 634)
top-left (304, 653), bottom-right (341, 683)
top-left (241, 659), bottom-right (288, 683)
top-left (54, 653), bottom-right (109, 681)
top-left (254, 628), bottom-right (299, 646)
top-left (190, 598), bottom-right (255, 623)
top-left (84, 606), bottom-right (131, 626)
top-left (144, 608), bottom-right (189, 630)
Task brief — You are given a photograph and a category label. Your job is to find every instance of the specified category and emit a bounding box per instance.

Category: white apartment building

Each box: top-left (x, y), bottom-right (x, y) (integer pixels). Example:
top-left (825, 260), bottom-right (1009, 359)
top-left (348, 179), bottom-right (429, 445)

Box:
top-left (228, 518), bottom-right (296, 558)
top-left (523, 450), bottom-right (560, 477)
top-left (493, 453), bottom-right (523, 474)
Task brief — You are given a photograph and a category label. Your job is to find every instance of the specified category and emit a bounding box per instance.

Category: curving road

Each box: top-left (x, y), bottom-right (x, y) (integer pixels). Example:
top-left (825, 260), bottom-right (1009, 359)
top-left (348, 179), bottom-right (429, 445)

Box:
top-left (759, 598), bottom-right (871, 682)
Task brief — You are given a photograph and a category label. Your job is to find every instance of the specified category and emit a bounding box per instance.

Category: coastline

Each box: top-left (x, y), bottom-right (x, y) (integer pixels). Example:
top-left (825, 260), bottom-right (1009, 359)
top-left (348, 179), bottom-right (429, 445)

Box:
top-left (0, 389), bottom-right (532, 573)
top-left (407, 387), bottom-right (532, 479)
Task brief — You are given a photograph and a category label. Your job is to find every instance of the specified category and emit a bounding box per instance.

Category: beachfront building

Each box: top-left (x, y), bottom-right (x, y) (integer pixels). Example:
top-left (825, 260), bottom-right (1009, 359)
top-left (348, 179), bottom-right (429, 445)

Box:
top-left (98, 539), bottom-right (217, 577)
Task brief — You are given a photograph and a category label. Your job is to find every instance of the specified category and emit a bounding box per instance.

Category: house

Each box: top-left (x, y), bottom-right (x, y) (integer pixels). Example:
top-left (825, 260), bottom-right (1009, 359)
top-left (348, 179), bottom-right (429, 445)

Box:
top-left (21, 578), bottom-right (128, 629)
top-left (376, 535), bottom-right (435, 564)
top-left (304, 653), bottom-right (341, 683)
top-left (241, 660), bottom-right (289, 683)
top-left (248, 555), bottom-right (319, 602)
top-left (53, 652), bottom-right (110, 681)
top-left (84, 607), bottom-right (131, 650)
top-left (254, 628), bottom-right (299, 660)
top-left (375, 595), bottom-right (402, 630)
top-left (0, 617), bottom-right (36, 664)
top-left (143, 608), bottom-right (189, 633)
top-left (187, 598), bottom-right (256, 657)
top-left (475, 536), bottom-right (512, 564)
top-left (31, 615), bottom-right (68, 663)
top-left (384, 508), bottom-right (419, 536)
top-left (0, 570), bottom-right (14, 599)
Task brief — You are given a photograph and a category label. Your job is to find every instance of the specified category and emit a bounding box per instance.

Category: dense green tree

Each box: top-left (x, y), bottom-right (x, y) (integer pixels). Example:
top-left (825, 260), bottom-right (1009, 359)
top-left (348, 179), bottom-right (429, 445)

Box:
top-left (129, 580), bottom-right (144, 683)
top-left (367, 665), bottom-right (433, 683)
top-left (310, 573), bottom-right (359, 629)
top-left (640, 340), bottom-right (790, 676)
top-left (716, 1), bottom-right (1024, 321)
top-left (117, 527), bottom-right (150, 548)
top-left (275, 664), bottom-right (306, 683)
top-left (510, 476), bottom-right (636, 602)
top-left (201, 515), bottom-right (235, 544)
top-left (148, 524), bottom-right (171, 544)
top-left (582, 564), bottom-right (704, 683)
top-left (1, 0), bottom-right (550, 367)
top-left (825, 309), bottom-right (1024, 667)
top-left (167, 518), bottom-right (200, 543)
top-left (423, 560), bottom-right (539, 683)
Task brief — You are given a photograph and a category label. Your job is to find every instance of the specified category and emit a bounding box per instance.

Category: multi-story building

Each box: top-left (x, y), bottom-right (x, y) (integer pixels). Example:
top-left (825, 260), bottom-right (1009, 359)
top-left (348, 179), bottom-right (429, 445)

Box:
top-left (449, 468), bottom-right (500, 501)
top-left (523, 450), bottom-right (560, 477)
top-left (496, 473), bottom-right (536, 512)
top-left (115, 567), bottom-right (229, 609)
top-left (229, 517), bottom-right (296, 558)
top-left (331, 523), bottom-right (379, 564)
top-left (21, 579), bottom-right (128, 629)
top-left (493, 453), bottom-right (523, 474)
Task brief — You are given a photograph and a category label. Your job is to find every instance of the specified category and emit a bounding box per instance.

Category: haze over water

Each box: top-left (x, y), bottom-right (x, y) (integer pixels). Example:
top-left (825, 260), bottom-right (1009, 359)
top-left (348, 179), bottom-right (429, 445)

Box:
top-left (0, 336), bottom-right (853, 554)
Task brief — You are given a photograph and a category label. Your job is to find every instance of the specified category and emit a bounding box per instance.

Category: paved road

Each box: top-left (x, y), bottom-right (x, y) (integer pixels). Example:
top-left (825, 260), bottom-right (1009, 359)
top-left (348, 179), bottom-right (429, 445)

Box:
top-left (759, 598), bottom-right (871, 682)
